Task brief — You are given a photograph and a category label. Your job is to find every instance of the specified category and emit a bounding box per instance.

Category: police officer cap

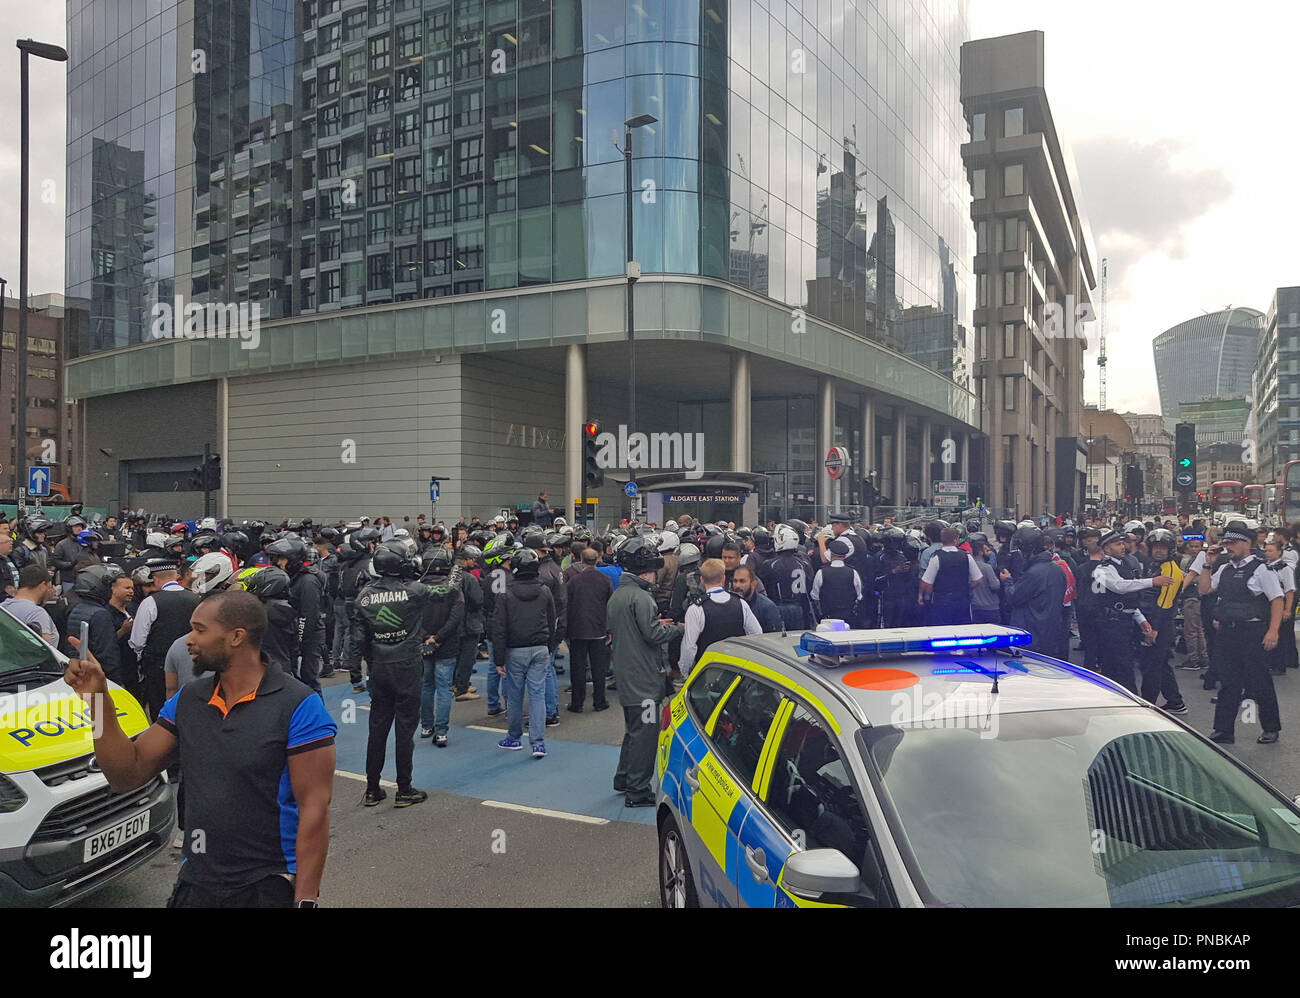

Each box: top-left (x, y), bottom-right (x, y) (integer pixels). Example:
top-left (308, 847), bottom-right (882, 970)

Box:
top-left (1221, 521), bottom-right (1254, 544)
top-left (829, 512), bottom-right (852, 524)
top-left (827, 538), bottom-right (852, 557)
top-left (1098, 529), bottom-right (1123, 548)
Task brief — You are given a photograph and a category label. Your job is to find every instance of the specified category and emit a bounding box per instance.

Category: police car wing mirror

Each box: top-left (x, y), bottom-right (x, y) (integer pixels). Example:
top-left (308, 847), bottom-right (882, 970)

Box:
top-left (782, 848), bottom-right (861, 900)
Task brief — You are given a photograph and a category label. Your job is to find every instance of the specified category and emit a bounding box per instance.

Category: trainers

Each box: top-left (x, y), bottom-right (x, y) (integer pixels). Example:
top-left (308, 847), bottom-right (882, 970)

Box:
top-left (363, 788), bottom-right (387, 807)
top-left (434, 734), bottom-right (448, 748)
top-left (498, 736), bottom-right (523, 750)
top-left (546, 714), bottom-right (561, 727)
top-left (318, 667), bottom-right (335, 679)
top-left (1163, 703), bottom-right (1189, 715)
top-left (531, 741), bottom-right (547, 759)
top-left (566, 704), bottom-right (583, 713)
top-left (486, 707), bottom-right (505, 717)
top-left (394, 788), bottom-right (428, 807)
top-left (420, 726), bottom-right (434, 738)
top-left (455, 691), bottom-right (481, 701)
top-left (352, 683), bottom-right (368, 693)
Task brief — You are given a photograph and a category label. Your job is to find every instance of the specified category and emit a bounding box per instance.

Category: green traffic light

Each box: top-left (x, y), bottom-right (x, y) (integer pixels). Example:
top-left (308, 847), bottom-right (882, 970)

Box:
top-left (1178, 457), bottom-right (1191, 467)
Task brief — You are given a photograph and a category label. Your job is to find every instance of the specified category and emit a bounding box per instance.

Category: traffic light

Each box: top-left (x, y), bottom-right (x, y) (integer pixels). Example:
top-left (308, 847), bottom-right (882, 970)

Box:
top-left (203, 453), bottom-right (221, 492)
top-left (1175, 423), bottom-right (1196, 491)
top-left (582, 421), bottom-right (603, 488)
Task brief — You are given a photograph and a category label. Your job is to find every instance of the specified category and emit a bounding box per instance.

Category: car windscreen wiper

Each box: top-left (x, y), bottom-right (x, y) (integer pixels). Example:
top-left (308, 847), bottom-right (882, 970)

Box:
top-left (0, 664), bottom-right (69, 689)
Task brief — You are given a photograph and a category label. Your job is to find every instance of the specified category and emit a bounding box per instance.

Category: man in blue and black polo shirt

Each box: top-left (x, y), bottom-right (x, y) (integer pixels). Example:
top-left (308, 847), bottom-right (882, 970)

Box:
top-left (65, 589), bottom-right (337, 908)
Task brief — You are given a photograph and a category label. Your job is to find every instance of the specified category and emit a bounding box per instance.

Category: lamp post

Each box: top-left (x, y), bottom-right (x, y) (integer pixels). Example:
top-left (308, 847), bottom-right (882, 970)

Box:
top-left (619, 113), bottom-right (657, 472)
top-left (16, 39), bottom-right (68, 500)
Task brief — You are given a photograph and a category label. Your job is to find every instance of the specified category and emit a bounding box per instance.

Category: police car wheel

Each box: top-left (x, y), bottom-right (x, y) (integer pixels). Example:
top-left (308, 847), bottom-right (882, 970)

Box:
top-left (658, 814), bottom-right (699, 909)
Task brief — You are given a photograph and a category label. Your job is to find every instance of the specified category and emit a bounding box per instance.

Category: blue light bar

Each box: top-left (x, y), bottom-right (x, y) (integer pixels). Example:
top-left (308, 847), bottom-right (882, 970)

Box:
top-left (798, 625), bottom-right (1033, 659)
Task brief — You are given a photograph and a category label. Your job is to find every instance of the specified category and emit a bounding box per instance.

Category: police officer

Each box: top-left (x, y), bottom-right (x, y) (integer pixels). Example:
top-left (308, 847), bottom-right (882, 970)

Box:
top-left (679, 557), bottom-right (762, 671)
top-left (1199, 521), bottom-right (1284, 744)
top-left (1072, 527), bottom-right (1104, 672)
top-left (918, 526), bottom-right (982, 626)
top-left (811, 538), bottom-right (863, 625)
top-left (1088, 529), bottom-right (1177, 692)
top-left (349, 544), bottom-right (431, 807)
top-left (757, 524), bottom-right (814, 631)
top-left (1134, 528), bottom-right (1187, 714)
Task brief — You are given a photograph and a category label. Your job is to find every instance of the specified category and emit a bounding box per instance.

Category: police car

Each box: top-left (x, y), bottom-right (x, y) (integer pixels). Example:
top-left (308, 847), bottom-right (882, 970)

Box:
top-left (656, 623), bottom-right (1300, 907)
top-left (0, 607), bottom-right (175, 906)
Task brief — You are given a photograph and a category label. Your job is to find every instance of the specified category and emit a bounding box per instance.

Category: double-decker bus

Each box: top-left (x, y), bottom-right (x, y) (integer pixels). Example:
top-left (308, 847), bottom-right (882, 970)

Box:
top-left (1284, 462), bottom-right (1300, 525)
top-left (1245, 483), bottom-right (1265, 518)
top-left (1210, 480), bottom-right (1245, 517)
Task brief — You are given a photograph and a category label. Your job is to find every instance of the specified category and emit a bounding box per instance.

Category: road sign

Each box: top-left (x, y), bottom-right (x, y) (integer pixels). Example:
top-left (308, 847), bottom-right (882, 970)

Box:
top-left (624, 481), bottom-right (638, 498)
top-left (825, 446), bottom-right (849, 480)
top-left (934, 480), bottom-right (968, 495)
top-left (429, 480), bottom-right (440, 502)
top-left (28, 466), bottom-right (50, 497)
top-left (1175, 471), bottom-right (1194, 488)
top-left (934, 495), bottom-right (961, 508)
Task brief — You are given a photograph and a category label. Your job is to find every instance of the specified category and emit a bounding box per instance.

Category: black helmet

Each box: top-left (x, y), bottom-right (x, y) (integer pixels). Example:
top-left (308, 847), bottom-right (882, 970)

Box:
top-left (967, 532), bottom-right (989, 549)
top-left (511, 548), bottom-right (541, 577)
top-left (73, 563), bottom-right (125, 603)
top-left (880, 526), bottom-right (905, 547)
top-left (751, 526), bottom-right (772, 550)
top-left (221, 529), bottom-right (249, 552)
top-left (571, 526), bottom-right (592, 544)
top-left (371, 545), bottom-right (411, 578)
top-left (616, 533), bottom-right (665, 573)
top-left (1146, 527), bottom-right (1177, 553)
top-left (243, 565), bottom-right (291, 600)
top-left (523, 531), bottom-right (547, 550)
top-left (259, 530), bottom-right (277, 547)
top-left (785, 518), bottom-right (810, 543)
top-left (1013, 525), bottom-right (1045, 557)
top-left (703, 533), bottom-right (726, 559)
top-left (191, 531), bottom-right (220, 553)
top-left (735, 526), bottom-right (753, 540)
top-left (318, 527), bottom-right (340, 543)
top-left (65, 516), bottom-right (87, 534)
top-left (545, 532), bottom-right (569, 549)
top-left (23, 516), bottom-right (50, 540)
top-left (265, 536), bottom-right (310, 575)
top-left (994, 520), bottom-right (1016, 540)
top-left (422, 546), bottom-right (454, 572)
top-left (966, 518), bottom-right (982, 534)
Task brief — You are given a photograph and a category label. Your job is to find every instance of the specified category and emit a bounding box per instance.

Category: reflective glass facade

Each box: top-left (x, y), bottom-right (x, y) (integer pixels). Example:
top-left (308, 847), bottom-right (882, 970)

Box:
top-left (67, 0), bottom-right (973, 391)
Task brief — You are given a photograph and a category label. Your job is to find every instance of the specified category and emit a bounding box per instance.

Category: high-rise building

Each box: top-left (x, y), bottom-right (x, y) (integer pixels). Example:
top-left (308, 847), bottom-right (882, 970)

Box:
top-left (961, 30), bottom-right (1098, 518)
top-left (1152, 307), bottom-right (1263, 428)
top-left (1254, 287), bottom-right (1300, 484)
top-left (65, 0), bottom-right (981, 520)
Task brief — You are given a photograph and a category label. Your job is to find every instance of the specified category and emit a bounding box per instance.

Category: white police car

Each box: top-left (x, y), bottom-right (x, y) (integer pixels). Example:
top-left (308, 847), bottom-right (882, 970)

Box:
top-left (656, 623), bottom-right (1300, 907)
top-left (0, 608), bottom-right (174, 906)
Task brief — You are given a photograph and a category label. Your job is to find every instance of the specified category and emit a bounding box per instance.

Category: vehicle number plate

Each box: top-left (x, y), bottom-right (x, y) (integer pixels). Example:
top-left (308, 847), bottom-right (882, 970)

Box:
top-left (83, 810), bottom-right (150, 863)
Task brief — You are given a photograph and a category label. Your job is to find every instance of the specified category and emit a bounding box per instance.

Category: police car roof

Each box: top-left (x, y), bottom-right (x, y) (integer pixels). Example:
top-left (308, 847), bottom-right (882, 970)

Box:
top-left (709, 625), bottom-right (1143, 728)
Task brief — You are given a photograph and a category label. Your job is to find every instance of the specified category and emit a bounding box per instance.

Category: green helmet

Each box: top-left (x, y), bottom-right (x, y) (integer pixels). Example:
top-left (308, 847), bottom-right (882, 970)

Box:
top-left (483, 532), bottom-right (513, 567)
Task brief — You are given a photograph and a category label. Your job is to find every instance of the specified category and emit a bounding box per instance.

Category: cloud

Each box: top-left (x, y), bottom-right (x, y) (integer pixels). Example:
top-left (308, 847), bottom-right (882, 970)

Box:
top-left (1073, 136), bottom-right (1232, 292)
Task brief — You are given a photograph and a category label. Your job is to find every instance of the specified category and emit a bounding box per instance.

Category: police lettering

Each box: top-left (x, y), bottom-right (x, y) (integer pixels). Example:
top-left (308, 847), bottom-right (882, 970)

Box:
top-left (7, 704), bottom-right (128, 747)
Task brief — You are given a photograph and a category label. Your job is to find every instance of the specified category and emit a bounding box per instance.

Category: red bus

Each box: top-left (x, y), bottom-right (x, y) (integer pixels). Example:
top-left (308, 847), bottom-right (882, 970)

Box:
top-left (1210, 480), bottom-right (1245, 515)
top-left (1284, 462), bottom-right (1300, 524)
top-left (1244, 484), bottom-right (1264, 516)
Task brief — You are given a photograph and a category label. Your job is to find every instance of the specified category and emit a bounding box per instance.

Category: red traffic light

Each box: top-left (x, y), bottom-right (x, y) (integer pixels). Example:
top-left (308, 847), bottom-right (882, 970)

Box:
top-left (582, 421), bottom-right (600, 437)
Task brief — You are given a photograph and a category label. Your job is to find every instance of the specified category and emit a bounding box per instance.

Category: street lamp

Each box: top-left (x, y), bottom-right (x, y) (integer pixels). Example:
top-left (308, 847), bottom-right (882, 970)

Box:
top-left (15, 39), bottom-right (67, 501)
top-left (618, 113), bottom-right (657, 486)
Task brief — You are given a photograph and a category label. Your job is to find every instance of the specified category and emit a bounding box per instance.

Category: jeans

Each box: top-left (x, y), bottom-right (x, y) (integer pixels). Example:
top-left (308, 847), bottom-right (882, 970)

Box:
top-left (420, 656), bottom-right (457, 736)
top-left (505, 645), bottom-right (550, 746)
top-left (485, 641), bottom-right (503, 710)
top-left (545, 650), bottom-right (559, 718)
top-left (454, 632), bottom-right (480, 694)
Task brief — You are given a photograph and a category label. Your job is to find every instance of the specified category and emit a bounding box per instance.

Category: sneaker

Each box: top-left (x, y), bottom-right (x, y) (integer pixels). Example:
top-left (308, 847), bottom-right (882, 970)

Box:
top-left (394, 788), bottom-right (428, 807)
top-left (498, 736), bottom-right (523, 751)
top-left (420, 726), bottom-right (434, 738)
top-left (1163, 703), bottom-right (1189, 715)
top-left (352, 683), bottom-right (368, 693)
top-left (1208, 730), bottom-right (1235, 744)
top-left (546, 714), bottom-right (561, 727)
top-left (434, 734), bottom-right (448, 748)
top-left (1258, 731), bottom-right (1280, 744)
top-left (170, 826), bottom-right (185, 849)
top-left (531, 741), bottom-right (547, 759)
top-left (363, 788), bottom-right (387, 807)
top-left (593, 703), bottom-right (610, 712)
top-left (318, 667), bottom-right (335, 679)
top-left (566, 704), bottom-right (583, 713)
top-left (625, 795), bottom-right (655, 808)
top-left (486, 707), bottom-right (505, 717)
top-left (455, 691), bottom-right (481, 701)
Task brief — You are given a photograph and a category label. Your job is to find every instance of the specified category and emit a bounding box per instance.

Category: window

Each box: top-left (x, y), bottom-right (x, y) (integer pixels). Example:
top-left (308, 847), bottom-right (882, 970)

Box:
top-left (976, 273), bottom-right (988, 309)
top-left (425, 236), bottom-right (451, 277)
top-left (370, 0), bottom-right (390, 28)
top-left (320, 21), bottom-right (341, 53)
top-left (1003, 323), bottom-right (1016, 357)
top-left (454, 278), bottom-right (483, 295)
top-left (425, 145), bottom-right (450, 186)
top-left (342, 91), bottom-right (365, 129)
top-left (299, 276), bottom-right (317, 309)
top-left (342, 218), bottom-right (364, 252)
top-left (455, 229), bottom-right (483, 271)
top-left (343, 260), bottom-right (365, 297)
top-left (424, 98), bottom-right (450, 138)
top-left (344, 49), bottom-right (366, 88)
top-left (455, 89), bottom-right (483, 128)
top-left (975, 220), bottom-right (986, 254)
top-left (319, 187), bottom-right (343, 219)
top-left (319, 228), bottom-right (341, 261)
top-left (368, 252), bottom-right (391, 290)
top-left (1003, 375), bottom-right (1017, 411)
top-left (1003, 271), bottom-right (1016, 307)
top-left (396, 156), bottom-right (421, 195)
top-left (971, 168), bottom-right (985, 200)
top-left (687, 667), bottom-right (737, 724)
top-left (976, 324), bottom-right (988, 360)
top-left (322, 268), bottom-right (341, 304)
top-left (456, 137), bottom-right (483, 181)
top-left (319, 101), bottom-right (341, 137)
top-left (971, 111), bottom-right (985, 141)
top-left (321, 62), bottom-right (341, 99)
top-left (368, 80), bottom-right (391, 115)
top-left (1003, 163), bottom-right (1024, 197)
top-left (343, 9), bottom-right (367, 42)
top-left (395, 244), bottom-right (420, 282)
top-left (396, 66), bottom-right (421, 102)
top-left (764, 705), bottom-right (871, 862)
top-left (369, 34), bottom-right (391, 73)
top-left (395, 199), bottom-right (421, 235)
top-left (454, 41), bottom-right (483, 81)
top-left (454, 184), bottom-right (482, 221)
top-left (424, 190), bottom-right (451, 226)
top-left (368, 122), bottom-right (392, 157)
top-left (426, 8), bottom-right (451, 53)
top-left (396, 110), bottom-right (420, 148)
top-left (398, 21), bottom-right (421, 59)
top-left (707, 677), bottom-right (783, 785)
top-left (368, 165), bottom-right (392, 204)
top-left (1004, 107), bottom-right (1024, 138)
top-left (1004, 216), bottom-right (1020, 251)
top-left (369, 207), bottom-right (391, 242)
top-left (428, 52), bottom-right (452, 90)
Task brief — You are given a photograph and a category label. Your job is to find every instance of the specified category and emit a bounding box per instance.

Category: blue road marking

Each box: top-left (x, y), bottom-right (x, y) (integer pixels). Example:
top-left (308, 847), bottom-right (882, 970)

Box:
top-left (320, 682), bottom-right (655, 826)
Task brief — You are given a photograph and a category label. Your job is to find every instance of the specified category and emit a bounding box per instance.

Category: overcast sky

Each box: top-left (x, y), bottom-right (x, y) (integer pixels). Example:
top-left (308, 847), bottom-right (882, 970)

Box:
top-left (0, 0), bottom-right (1289, 416)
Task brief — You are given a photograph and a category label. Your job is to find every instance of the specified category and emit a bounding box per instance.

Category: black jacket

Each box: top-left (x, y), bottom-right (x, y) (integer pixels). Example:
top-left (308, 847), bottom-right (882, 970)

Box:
top-left (538, 554), bottom-right (567, 641)
top-left (51, 537), bottom-right (84, 585)
top-left (490, 576), bottom-right (556, 664)
top-left (349, 576), bottom-right (432, 670)
top-left (421, 570), bottom-right (466, 660)
top-left (1003, 551), bottom-right (1068, 656)
top-left (460, 569), bottom-right (485, 636)
top-left (261, 597), bottom-right (300, 674)
top-left (566, 564), bottom-right (613, 640)
top-left (66, 597), bottom-right (123, 683)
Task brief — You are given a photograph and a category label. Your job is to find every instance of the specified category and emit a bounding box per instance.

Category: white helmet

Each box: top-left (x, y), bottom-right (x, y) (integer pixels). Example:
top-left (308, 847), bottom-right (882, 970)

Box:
top-left (559, 524), bottom-right (574, 536)
top-left (1017, 519), bottom-right (1036, 530)
top-left (145, 531), bottom-right (169, 549)
top-left (658, 531), bottom-right (680, 554)
top-left (198, 516), bottom-right (218, 532)
top-left (773, 523), bottom-right (799, 552)
top-left (190, 551), bottom-right (237, 594)
top-left (393, 527), bottom-right (411, 539)
top-left (553, 516), bottom-right (567, 528)
top-left (664, 520), bottom-right (680, 534)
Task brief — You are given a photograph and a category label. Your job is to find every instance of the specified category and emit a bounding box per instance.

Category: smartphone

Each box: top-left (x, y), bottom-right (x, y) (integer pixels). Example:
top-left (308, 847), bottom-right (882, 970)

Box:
top-left (78, 620), bottom-right (90, 658)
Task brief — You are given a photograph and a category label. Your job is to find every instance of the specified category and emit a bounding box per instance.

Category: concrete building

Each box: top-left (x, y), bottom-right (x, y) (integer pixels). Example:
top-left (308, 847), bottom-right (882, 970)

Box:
top-left (1120, 412), bottom-right (1173, 497)
top-left (1082, 406), bottom-right (1132, 505)
top-left (1254, 287), bottom-right (1300, 484)
top-left (1196, 441), bottom-right (1251, 494)
top-left (961, 30), bottom-right (1098, 519)
top-left (64, 0), bottom-right (982, 522)
top-left (1, 293), bottom-right (81, 502)
top-left (1152, 307), bottom-right (1262, 430)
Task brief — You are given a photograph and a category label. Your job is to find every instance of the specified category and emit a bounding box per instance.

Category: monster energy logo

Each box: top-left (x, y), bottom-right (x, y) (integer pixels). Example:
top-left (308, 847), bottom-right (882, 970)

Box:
top-left (374, 605), bottom-right (403, 627)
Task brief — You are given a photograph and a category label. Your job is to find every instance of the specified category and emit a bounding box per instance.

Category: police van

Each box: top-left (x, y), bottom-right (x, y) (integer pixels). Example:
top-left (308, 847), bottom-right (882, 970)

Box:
top-left (0, 606), bottom-right (175, 906)
top-left (656, 623), bottom-right (1300, 908)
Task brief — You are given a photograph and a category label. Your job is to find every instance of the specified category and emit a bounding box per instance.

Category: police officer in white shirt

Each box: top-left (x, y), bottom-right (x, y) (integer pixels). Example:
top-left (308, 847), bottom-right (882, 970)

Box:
top-left (1264, 537), bottom-right (1296, 675)
top-left (1089, 529), bottom-right (1178, 692)
top-left (1198, 520), bottom-right (1284, 744)
top-left (678, 558), bottom-right (762, 673)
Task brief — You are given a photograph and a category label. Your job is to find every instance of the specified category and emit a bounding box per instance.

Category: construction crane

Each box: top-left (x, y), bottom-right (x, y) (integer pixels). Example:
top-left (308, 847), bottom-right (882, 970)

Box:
top-left (1098, 257), bottom-right (1108, 409)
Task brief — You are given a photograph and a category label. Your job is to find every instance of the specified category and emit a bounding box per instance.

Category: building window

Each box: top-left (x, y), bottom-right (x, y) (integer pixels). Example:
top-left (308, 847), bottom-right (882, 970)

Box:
top-left (343, 9), bottom-right (367, 42)
top-left (398, 21), bottom-right (421, 59)
top-left (1003, 323), bottom-right (1016, 357)
top-left (1003, 163), bottom-right (1024, 197)
top-left (342, 91), bottom-right (366, 129)
top-left (396, 66), bottom-right (421, 103)
top-left (1003, 376), bottom-right (1017, 411)
top-left (395, 199), bottom-right (421, 235)
top-left (342, 219), bottom-right (364, 252)
top-left (370, 0), bottom-right (390, 28)
top-left (369, 34), bottom-right (391, 73)
top-left (395, 244), bottom-right (420, 282)
top-left (975, 220), bottom-right (987, 254)
top-left (454, 184), bottom-right (482, 221)
top-left (426, 7), bottom-right (451, 53)
top-left (1003, 270), bottom-right (1016, 306)
top-left (425, 237), bottom-right (451, 277)
top-left (300, 276), bottom-right (317, 309)
top-left (319, 101), bottom-right (341, 137)
top-left (972, 168), bottom-right (985, 200)
top-left (1004, 216), bottom-right (1020, 251)
top-left (368, 122), bottom-right (392, 158)
top-left (1004, 107), bottom-right (1024, 138)
top-left (369, 80), bottom-right (391, 115)
top-left (369, 206), bottom-right (392, 244)
top-left (455, 89), bottom-right (483, 128)
top-left (425, 146), bottom-right (451, 187)
top-left (344, 49), bottom-right (366, 88)
top-left (319, 228), bottom-right (341, 261)
top-left (321, 63), bottom-right (341, 99)
top-left (456, 137), bottom-right (484, 181)
top-left (454, 41), bottom-right (483, 81)
top-left (424, 190), bottom-right (451, 226)
top-left (321, 269), bottom-right (341, 303)
top-left (396, 110), bottom-right (420, 148)
top-left (971, 112), bottom-right (985, 142)
top-left (368, 165), bottom-right (392, 204)
top-left (368, 252), bottom-right (391, 290)
top-left (425, 99), bottom-right (451, 138)
top-left (396, 156), bottom-right (421, 195)
top-left (320, 21), bottom-right (341, 53)
top-left (456, 230), bottom-right (484, 271)
top-left (976, 324), bottom-right (988, 360)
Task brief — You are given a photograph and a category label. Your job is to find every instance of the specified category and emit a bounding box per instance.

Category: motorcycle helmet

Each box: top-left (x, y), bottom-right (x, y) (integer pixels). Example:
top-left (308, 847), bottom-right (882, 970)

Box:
top-left (191, 551), bottom-right (238, 594)
top-left (615, 533), bottom-right (665, 574)
top-left (523, 531), bottom-right (548, 550)
top-left (785, 519), bottom-right (810, 544)
top-left (546, 532), bottom-right (570, 550)
top-left (76, 529), bottom-right (102, 547)
top-left (677, 542), bottom-right (701, 570)
top-left (1146, 527), bottom-right (1176, 555)
top-left (966, 518), bottom-right (982, 535)
top-left (243, 565), bottom-right (292, 600)
top-left (23, 517), bottom-right (51, 541)
top-left (456, 544), bottom-right (482, 566)
top-left (703, 533), bottom-right (726, 559)
top-left (73, 563), bottom-right (124, 603)
top-left (511, 548), bottom-right (541, 577)
top-left (773, 524), bottom-right (800, 552)
top-left (265, 536), bottom-right (310, 575)
top-left (422, 546), bottom-right (454, 573)
top-left (1013, 525), bottom-right (1045, 557)
top-left (993, 520), bottom-right (1016, 541)
top-left (751, 526), bottom-right (773, 550)
top-left (144, 531), bottom-right (170, 550)
top-left (483, 533), bottom-right (513, 567)
top-left (371, 545), bottom-right (411, 578)
top-left (65, 516), bottom-right (87, 534)
top-left (657, 531), bottom-right (680, 554)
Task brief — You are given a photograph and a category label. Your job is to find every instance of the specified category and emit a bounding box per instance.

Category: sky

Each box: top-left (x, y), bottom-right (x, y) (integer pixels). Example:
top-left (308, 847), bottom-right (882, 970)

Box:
top-left (0, 0), bottom-right (1291, 416)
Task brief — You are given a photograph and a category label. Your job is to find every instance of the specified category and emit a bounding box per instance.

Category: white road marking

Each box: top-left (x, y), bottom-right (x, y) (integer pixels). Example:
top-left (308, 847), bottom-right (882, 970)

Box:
top-left (335, 770), bottom-right (397, 789)
top-left (466, 724), bottom-right (504, 732)
top-left (481, 801), bottom-right (610, 825)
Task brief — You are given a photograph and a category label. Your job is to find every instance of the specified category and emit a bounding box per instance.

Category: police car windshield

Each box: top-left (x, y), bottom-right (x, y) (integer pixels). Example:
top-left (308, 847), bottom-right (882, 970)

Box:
top-left (0, 607), bottom-right (64, 677)
top-left (862, 708), bottom-right (1300, 908)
